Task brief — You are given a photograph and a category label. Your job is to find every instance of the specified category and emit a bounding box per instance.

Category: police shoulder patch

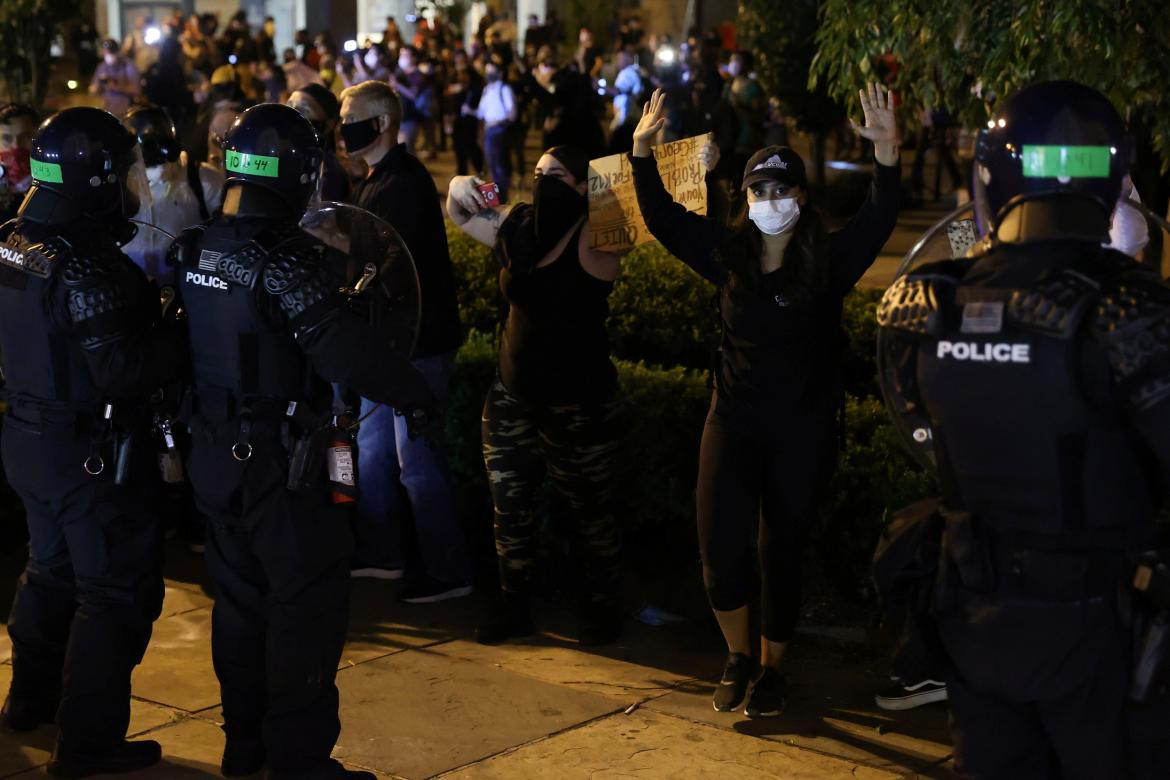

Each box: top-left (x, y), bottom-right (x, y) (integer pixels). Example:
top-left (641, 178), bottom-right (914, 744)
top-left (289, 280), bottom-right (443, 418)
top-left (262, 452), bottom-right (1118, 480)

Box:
top-left (1092, 267), bottom-right (1170, 412)
top-left (217, 241), bottom-right (268, 289)
top-left (877, 275), bottom-right (947, 335)
top-left (1007, 268), bottom-right (1099, 339)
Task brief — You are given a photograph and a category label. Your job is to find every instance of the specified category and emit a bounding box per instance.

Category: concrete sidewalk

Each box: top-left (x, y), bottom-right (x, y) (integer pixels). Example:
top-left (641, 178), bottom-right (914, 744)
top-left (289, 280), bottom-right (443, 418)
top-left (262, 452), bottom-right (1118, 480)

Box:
top-left (0, 541), bottom-right (952, 780)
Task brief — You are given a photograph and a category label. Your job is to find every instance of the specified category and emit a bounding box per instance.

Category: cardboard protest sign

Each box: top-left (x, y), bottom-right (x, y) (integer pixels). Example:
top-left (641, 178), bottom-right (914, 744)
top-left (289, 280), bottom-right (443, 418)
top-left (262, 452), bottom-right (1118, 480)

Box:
top-left (587, 134), bottom-right (708, 252)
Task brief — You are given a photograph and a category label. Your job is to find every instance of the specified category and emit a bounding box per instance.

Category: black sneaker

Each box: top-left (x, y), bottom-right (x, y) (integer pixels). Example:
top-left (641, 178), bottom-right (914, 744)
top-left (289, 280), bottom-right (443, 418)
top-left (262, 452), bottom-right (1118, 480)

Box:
top-left (222, 737), bottom-right (265, 776)
top-left (874, 678), bottom-right (948, 711)
top-left (48, 737), bottom-right (162, 778)
top-left (744, 667), bottom-right (786, 718)
top-left (712, 652), bottom-right (755, 712)
top-left (398, 574), bottom-right (473, 604)
top-left (475, 593), bottom-right (535, 645)
top-left (2, 691), bottom-right (57, 731)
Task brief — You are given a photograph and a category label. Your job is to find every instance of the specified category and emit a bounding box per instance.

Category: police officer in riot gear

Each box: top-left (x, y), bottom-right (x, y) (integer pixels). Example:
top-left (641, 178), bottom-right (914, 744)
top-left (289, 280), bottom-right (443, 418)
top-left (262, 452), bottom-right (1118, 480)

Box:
top-left (877, 80), bottom-right (1170, 777)
top-left (169, 103), bottom-right (437, 780)
top-left (0, 106), bottom-right (181, 775)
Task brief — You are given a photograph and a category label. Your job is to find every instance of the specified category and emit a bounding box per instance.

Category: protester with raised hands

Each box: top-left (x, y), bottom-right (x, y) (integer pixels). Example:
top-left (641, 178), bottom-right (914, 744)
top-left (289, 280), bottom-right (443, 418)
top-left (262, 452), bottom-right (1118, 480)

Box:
top-left (446, 148), bottom-right (627, 647)
top-left (628, 84), bottom-right (902, 717)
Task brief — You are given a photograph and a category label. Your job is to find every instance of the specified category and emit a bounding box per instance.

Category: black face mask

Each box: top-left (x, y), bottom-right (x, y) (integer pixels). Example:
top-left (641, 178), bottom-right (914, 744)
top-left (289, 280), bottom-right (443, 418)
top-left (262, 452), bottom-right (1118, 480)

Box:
top-left (340, 116), bottom-right (381, 153)
top-left (532, 174), bottom-right (586, 256)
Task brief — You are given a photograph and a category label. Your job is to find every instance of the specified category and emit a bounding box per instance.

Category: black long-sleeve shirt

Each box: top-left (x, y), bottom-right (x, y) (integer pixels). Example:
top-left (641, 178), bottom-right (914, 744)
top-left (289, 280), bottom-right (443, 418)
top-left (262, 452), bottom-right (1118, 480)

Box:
top-left (630, 152), bottom-right (901, 424)
top-left (352, 143), bottom-right (463, 358)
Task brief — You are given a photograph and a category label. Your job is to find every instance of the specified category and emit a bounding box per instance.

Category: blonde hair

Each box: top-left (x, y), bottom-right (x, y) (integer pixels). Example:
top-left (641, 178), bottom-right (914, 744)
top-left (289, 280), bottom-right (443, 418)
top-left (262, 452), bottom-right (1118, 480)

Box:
top-left (339, 80), bottom-right (402, 127)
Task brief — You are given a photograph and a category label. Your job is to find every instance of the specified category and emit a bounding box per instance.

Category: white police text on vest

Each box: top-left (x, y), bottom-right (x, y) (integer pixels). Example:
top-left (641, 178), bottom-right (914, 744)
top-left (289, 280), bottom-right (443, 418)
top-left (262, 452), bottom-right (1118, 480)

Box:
top-left (0, 245), bottom-right (26, 267)
top-left (937, 340), bottom-right (1031, 364)
top-left (185, 271), bottom-right (229, 291)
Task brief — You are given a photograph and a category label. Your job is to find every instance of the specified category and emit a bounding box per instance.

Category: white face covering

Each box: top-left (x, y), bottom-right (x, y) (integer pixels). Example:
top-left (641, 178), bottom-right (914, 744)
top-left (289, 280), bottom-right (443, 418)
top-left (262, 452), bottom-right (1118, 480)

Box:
top-left (748, 197), bottom-right (800, 235)
top-left (1105, 187), bottom-right (1149, 258)
top-left (145, 165), bottom-right (166, 185)
top-left (398, 56), bottom-right (412, 71)
top-left (364, 49), bottom-right (380, 68)
top-left (104, 53), bottom-right (118, 66)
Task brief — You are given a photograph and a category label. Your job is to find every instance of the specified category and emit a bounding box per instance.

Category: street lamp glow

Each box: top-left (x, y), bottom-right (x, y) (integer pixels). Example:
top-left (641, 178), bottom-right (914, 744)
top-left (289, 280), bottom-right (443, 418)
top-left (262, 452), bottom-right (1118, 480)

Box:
top-left (344, 39), bottom-right (358, 52)
top-left (66, 79), bottom-right (78, 90)
top-left (144, 26), bottom-right (162, 46)
top-left (655, 47), bottom-right (677, 66)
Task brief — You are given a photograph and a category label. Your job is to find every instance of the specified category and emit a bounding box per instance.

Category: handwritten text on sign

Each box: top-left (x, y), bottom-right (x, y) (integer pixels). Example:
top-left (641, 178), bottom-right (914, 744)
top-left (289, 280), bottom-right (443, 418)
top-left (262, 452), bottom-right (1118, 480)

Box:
top-left (587, 134), bottom-right (708, 252)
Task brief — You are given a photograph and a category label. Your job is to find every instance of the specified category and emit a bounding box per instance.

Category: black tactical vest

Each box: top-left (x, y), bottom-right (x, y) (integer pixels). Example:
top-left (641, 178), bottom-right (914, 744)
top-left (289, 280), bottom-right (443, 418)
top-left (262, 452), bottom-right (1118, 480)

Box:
top-left (878, 243), bottom-right (1164, 543)
top-left (173, 217), bottom-right (331, 409)
top-left (0, 221), bottom-right (150, 408)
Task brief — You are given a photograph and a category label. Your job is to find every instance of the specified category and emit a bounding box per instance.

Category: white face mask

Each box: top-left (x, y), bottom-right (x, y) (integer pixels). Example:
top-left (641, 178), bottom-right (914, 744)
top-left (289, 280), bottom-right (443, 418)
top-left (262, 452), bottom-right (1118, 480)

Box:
top-left (748, 197), bottom-right (800, 235)
top-left (104, 53), bottom-right (118, 66)
top-left (364, 49), bottom-right (379, 68)
top-left (145, 165), bottom-right (166, 185)
top-left (398, 56), bottom-right (412, 71)
top-left (1106, 197), bottom-right (1149, 257)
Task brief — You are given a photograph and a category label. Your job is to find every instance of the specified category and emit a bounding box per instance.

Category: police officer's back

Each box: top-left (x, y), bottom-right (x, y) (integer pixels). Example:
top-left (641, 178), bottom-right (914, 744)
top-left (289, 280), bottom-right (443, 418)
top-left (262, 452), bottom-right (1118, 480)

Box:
top-left (170, 103), bottom-right (434, 779)
top-left (878, 81), bottom-right (1170, 778)
top-left (0, 107), bottom-right (180, 775)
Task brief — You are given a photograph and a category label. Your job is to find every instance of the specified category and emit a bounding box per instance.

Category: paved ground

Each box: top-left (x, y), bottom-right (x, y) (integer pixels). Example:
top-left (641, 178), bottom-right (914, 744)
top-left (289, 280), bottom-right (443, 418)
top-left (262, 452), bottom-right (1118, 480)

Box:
top-left (0, 538), bottom-right (951, 779)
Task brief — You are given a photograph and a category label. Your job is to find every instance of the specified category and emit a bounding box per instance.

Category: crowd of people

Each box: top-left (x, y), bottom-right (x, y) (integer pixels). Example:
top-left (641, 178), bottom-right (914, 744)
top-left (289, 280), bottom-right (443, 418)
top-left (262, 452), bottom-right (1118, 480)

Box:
top-left (0, 7), bottom-right (1168, 780)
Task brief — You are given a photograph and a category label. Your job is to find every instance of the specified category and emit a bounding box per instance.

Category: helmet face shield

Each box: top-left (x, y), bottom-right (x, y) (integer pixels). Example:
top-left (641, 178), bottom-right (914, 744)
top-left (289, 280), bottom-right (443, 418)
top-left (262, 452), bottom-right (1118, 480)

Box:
top-left (122, 143), bottom-right (151, 219)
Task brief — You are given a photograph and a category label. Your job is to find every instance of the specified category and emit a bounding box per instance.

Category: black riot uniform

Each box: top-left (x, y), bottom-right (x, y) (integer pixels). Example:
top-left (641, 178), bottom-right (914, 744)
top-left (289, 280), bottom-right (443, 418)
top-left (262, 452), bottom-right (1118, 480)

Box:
top-left (877, 81), bottom-right (1170, 778)
top-left (0, 107), bottom-right (181, 775)
top-left (170, 103), bottom-right (435, 780)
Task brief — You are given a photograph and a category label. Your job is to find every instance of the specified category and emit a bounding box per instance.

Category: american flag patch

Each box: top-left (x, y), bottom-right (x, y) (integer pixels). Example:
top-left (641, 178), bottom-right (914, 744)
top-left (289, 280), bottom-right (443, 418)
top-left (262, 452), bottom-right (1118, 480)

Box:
top-left (198, 250), bottom-right (222, 272)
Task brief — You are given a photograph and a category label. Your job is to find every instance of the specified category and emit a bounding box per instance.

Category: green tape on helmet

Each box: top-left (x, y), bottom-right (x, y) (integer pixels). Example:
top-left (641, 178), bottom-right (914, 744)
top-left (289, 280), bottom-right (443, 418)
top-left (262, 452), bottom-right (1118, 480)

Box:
top-left (225, 151), bottom-right (280, 178)
top-left (1021, 145), bottom-right (1112, 179)
top-left (30, 160), bottom-right (64, 183)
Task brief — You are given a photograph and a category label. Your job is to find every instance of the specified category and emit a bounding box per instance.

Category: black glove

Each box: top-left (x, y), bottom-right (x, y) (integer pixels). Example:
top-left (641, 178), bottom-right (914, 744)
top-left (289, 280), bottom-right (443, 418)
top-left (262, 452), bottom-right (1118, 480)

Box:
top-left (400, 406), bottom-right (443, 448)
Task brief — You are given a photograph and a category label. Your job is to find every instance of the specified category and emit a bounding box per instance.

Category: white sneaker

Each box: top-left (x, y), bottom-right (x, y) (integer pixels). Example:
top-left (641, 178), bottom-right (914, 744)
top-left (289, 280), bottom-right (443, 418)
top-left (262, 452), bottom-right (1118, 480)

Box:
top-left (874, 678), bottom-right (948, 711)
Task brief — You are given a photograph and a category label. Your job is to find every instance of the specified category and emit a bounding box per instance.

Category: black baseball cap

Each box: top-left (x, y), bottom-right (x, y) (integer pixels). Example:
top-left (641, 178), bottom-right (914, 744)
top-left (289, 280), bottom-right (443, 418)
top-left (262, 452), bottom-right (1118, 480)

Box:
top-left (741, 145), bottom-right (807, 190)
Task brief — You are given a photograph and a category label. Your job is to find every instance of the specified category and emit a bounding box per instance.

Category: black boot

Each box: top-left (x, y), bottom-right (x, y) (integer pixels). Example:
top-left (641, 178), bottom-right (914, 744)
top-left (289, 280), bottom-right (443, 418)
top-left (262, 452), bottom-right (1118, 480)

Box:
top-left (577, 601), bottom-right (623, 646)
top-left (48, 737), bottom-right (162, 778)
top-left (475, 592), bottom-right (535, 645)
top-left (222, 736), bottom-right (266, 776)
top-left (1, 691), bottom-right (57, 731)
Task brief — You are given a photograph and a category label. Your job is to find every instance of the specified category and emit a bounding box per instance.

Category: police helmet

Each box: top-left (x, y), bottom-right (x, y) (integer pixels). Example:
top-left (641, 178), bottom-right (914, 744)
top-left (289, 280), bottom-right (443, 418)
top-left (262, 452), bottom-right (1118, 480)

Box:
top-left (125, 105), bottom-right (181, 167)
top-left (26, 106), bottom-right (141, 220)
top-left (974, 80), bottom-right (1130, 233)
top-left (220, 103), bottom-right (322, 214)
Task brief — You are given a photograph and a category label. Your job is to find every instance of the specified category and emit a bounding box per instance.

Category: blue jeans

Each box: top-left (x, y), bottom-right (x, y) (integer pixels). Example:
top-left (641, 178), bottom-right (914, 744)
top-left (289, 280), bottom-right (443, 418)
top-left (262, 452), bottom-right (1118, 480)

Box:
top-left (353, 352), bottom-right (469, 583)
top-left (484, 123), bottom-right (511, 203)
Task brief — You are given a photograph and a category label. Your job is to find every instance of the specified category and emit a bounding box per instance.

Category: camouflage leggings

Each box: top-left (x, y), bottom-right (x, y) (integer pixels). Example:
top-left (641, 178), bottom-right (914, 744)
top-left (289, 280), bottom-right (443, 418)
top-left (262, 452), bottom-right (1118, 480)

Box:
top-left (481, 375), bottom-right (623, 604)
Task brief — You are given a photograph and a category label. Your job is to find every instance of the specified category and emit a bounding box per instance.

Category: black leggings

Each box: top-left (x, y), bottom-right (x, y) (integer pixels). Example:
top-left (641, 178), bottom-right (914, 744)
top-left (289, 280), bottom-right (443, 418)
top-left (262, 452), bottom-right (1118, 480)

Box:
top-left (696, 400), bottom-right (837, 642)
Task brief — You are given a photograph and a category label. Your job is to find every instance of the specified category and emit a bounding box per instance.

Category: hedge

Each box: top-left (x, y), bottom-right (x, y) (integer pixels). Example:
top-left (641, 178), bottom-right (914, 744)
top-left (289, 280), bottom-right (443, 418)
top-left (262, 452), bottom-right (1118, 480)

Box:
top-left (448, 222), bottom-right (884, 397)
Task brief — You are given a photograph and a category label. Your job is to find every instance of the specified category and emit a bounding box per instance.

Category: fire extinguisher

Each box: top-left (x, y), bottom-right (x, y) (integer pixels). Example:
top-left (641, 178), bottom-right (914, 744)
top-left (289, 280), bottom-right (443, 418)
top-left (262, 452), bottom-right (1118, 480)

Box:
top-left (324, 418), bottom-right (359, 504)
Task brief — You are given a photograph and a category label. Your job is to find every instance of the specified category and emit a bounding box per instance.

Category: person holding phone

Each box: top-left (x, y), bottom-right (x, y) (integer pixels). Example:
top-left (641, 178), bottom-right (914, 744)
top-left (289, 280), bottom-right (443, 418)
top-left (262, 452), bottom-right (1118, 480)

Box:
top-left (446, 146), bottom-right (626, 646)
top-left (628, 86), bottom-right (901, 717)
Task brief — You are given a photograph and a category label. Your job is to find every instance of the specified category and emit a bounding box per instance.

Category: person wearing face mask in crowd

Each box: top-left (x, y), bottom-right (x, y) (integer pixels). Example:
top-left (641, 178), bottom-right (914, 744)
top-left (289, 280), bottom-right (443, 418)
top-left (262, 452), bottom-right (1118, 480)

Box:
top-left (446, 146), bottom-right (630, 647)
top-left (526, 47), bottom-right (605, 159)
top-left (90, 39), bottom-right (140, 118)
top-left (391, 46), bottom-right (434, 154)
top-left (629, 86), bottom-right (901, 717)
top-left (122, 105), bottom-right (224, 283)
top-left (337, 80), bottom-right (469, 602)
top-left (288, 84), bottom-right (349, 202)
top-left (353, 43), bottom-right (393, 84)
top-left (0, 104), bottom-right (37, 223)
top-left (478, 61), bottom-right (518, 202)
top-left (447, 49), bottom-right (485, 177)
top-left (722, 51), bottom-right (764, 189)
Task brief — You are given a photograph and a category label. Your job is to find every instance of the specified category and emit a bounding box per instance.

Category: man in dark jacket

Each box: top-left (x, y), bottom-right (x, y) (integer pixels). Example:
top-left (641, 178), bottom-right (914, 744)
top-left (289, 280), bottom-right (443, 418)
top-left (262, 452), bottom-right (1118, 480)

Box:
top-left (339, 79), bottom-right (471, 602)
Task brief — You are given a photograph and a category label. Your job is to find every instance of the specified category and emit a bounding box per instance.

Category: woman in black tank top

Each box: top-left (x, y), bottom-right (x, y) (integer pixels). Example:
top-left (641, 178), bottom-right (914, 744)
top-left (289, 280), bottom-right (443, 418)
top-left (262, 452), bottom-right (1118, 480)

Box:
top-left (447, 145), bottom-right (625, 647)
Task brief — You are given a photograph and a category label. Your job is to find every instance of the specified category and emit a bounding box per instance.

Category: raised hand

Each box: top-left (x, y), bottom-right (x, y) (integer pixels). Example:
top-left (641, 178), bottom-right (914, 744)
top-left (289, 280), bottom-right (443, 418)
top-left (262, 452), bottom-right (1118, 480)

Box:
top-left (850, 82), bottom-right (900, 166)
top-left (698, 137), bottom-right (720, 173)
top-left (632, 88), bottom-right (668, 158)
